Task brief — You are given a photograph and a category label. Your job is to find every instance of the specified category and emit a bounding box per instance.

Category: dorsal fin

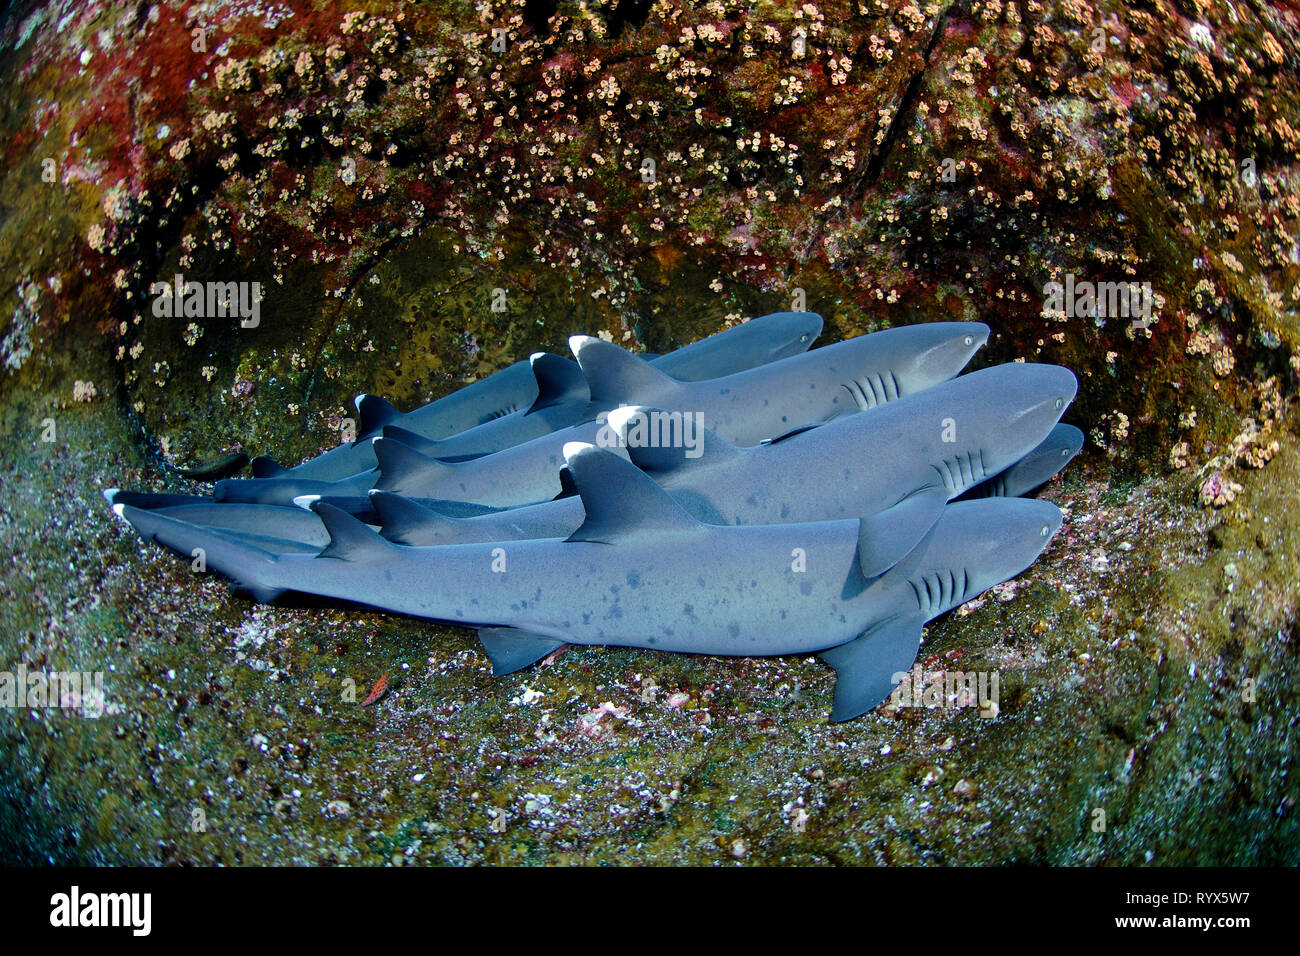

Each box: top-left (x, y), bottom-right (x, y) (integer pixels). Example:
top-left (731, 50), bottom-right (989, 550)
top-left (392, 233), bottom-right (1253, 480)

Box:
top-left (372, 437), bottom-right (453, 493)
top-left (857, 486), bottom-right (949, 579)
top-left (251, 456), bottom-right (288, 478)
top-left (368, 490), bottom-right (464, 545)
top-left (381, 425), bottom-right (441, 457)
top-left (604, 405), bottom-right (741, 477)
top-left (311, 501), bottom-right (394, 560)
top-left (563, 443), bottom-right (700, 544)
top-left (553, 466), bottom-right (579, 499)
top-left (569, 335), bottom-right (683, 406)
top-left (355, 393), bottom-right (401, 441)
top-left (526, 352), bottom-right (588, 414)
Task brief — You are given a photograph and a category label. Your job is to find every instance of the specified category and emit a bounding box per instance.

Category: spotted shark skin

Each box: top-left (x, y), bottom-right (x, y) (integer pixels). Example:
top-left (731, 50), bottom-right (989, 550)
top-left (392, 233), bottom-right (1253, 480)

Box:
top-left (111, 443), bottom-right (1062, 722)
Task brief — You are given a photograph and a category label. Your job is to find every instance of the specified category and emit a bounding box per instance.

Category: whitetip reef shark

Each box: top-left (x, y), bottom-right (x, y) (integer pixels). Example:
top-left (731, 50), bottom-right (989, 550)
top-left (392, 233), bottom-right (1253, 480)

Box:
top-left (213, 321), bottom-right (990, 507)
top-left (112, 443), bottom-right (1063, 721)
top-left (107, 361), bottom-right (1076, 558)
top-left (255, 311), bottom-right (824, 481)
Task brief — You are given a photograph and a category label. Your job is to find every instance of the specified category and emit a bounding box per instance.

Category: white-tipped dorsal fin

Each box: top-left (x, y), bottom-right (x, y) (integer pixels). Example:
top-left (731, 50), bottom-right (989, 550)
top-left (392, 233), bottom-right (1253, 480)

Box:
top-left (354, 393), bottom-right (401, 440)
top-left (569, 335), bottom-right (682, 406)
top-left (292, 494), bottom-right (321, 511)
top-left (526, 352), bottom-right (588, 414)
top-left (562, 443), bottom-right (700, 544)
top-left (604, 405), bottom-right (740, 476)
top-left (311, 501), bottom-right (393, 560)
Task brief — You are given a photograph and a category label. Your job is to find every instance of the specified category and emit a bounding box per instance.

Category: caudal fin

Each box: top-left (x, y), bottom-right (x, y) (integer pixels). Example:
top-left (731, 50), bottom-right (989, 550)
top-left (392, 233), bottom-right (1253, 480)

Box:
top-left (111, 503), bottom-right (285, 603)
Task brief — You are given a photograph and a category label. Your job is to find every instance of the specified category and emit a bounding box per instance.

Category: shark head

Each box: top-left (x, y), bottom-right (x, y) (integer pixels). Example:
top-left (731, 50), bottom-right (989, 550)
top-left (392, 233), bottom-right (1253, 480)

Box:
top-left (977, 422), bottom-right (1085, 498)
top-left (922, 363), bottom-right (1078, 494)
top-left (895, 321), bottom-right (991, 388)
top-left (883, 497), bottom-right (1063, 618)
top-left (751, 311), bottom-right (825, 362)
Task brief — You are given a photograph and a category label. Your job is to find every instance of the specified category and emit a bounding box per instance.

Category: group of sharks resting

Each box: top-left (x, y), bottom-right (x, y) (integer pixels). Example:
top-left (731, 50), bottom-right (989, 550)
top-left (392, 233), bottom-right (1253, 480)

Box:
top-left (106, 312), bottom-right (1083, 722)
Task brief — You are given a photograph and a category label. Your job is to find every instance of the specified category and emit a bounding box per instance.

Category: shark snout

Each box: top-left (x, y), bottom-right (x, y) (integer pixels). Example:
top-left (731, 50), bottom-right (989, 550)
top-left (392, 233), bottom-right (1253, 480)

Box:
top-left (905, 322), bottom-right (991, 386)
top-left (763, 311), bottom-right (825, 360)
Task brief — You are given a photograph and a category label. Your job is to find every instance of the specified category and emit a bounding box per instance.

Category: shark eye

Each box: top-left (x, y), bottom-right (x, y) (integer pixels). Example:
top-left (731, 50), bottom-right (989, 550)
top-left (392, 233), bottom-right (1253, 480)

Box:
top-left (1054, 397), bottom-right (1064, 410)
top-left (963, 334), bottom-right (974, 347)
top-left (1061, 447), bottom-right (1071, 457)
top-left (1041, 525), bottom-right (1051, 537)
top-left (800, 333), bottom-right (809, 343)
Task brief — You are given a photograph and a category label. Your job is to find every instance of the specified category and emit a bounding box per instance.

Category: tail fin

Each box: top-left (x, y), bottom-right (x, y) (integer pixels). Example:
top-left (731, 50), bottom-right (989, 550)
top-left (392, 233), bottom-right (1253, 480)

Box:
top-left (355, 393), bottom-right (401, 441)
top-left (112, 503), bottom-right (284, 603)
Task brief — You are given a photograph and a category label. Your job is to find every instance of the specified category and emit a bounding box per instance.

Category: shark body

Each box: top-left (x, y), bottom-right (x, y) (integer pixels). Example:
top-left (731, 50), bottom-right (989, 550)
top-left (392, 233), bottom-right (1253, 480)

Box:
top-left (260, 311), bottom-right (823, 480)
top-left (113, 444), bottom-right (1062, 721)
top-left (214, 321), bottom-right (990, 507)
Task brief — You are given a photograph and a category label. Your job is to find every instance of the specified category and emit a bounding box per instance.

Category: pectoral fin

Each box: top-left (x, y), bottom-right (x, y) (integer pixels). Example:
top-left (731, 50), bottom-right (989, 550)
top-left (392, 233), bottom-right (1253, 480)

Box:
top-left (477, 627), bottom-right (567, 676)
top-left (857, 486), bottom-right (948, 578)
top-left (819, 614), bottom-right (925, 722)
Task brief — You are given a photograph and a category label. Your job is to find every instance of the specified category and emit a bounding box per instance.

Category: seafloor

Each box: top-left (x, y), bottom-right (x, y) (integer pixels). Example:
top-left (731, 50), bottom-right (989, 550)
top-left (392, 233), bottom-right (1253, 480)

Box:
top-left (1, 0), bottom-right (1297, 864)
